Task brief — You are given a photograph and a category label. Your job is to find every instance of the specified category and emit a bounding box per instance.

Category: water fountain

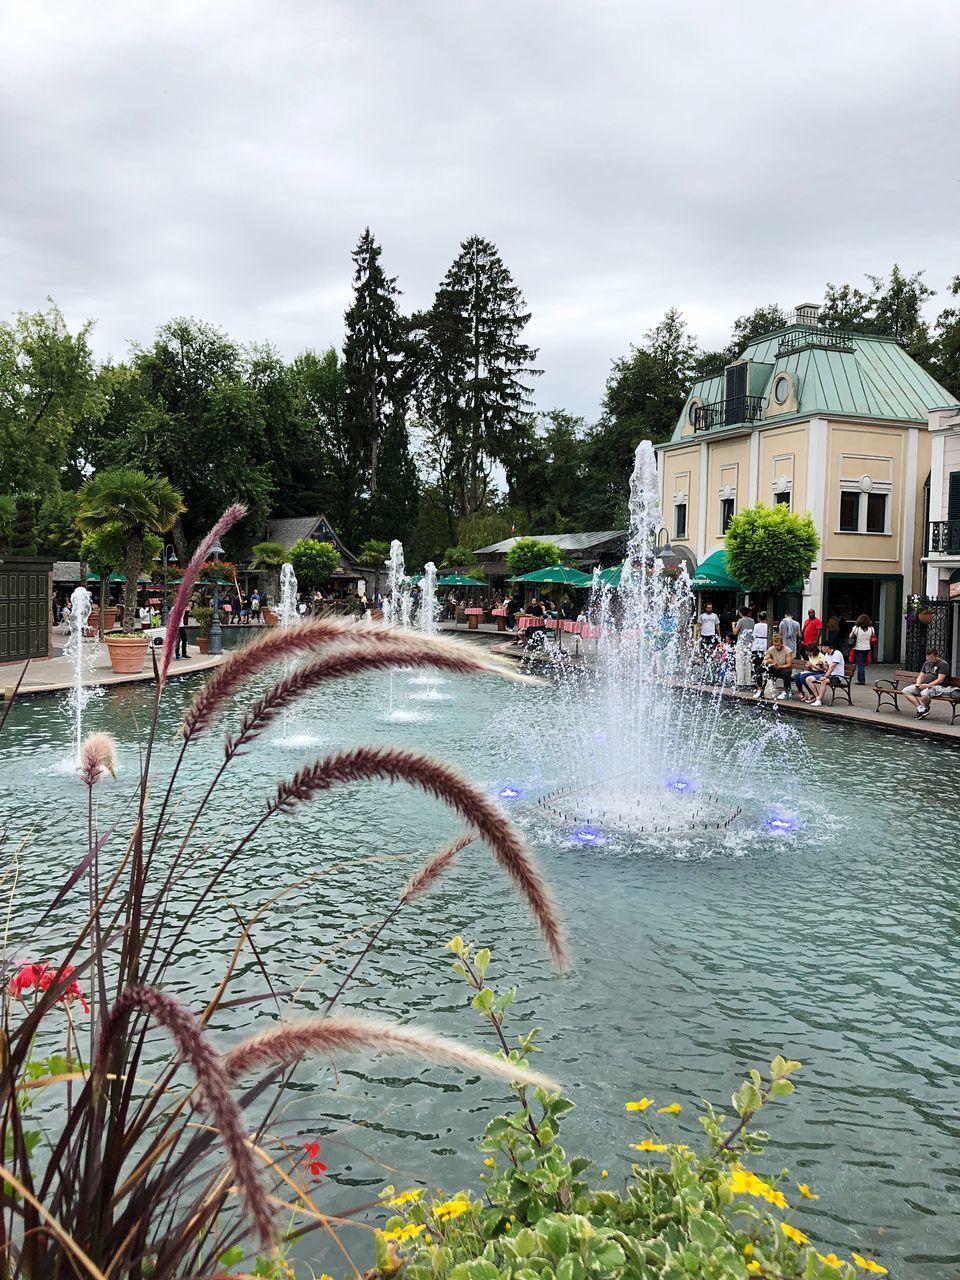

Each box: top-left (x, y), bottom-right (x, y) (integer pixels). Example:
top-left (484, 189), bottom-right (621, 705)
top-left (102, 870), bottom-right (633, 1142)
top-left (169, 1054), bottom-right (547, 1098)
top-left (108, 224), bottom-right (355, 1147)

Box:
top-left (62, 586), bottom-right (102, 770)
top-left (530, 440), bottom-right (797, 839)
top-left (418, 561), bottom-right (439, 636)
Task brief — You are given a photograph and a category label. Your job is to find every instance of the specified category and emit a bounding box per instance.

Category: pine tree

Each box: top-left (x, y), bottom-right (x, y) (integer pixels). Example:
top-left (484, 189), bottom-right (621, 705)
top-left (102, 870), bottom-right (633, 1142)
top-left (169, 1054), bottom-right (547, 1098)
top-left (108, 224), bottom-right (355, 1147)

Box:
top-left (415, 236), bottom-right (540, 519)
top-left (368, 413), bottom-right (419, 543)
top-left (342, 228), bottom-right (405, 503)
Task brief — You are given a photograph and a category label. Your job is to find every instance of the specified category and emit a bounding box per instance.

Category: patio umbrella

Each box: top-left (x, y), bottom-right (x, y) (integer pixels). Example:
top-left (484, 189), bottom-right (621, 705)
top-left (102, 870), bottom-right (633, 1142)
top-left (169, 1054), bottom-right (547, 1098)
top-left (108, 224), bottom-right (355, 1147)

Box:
top-left (510, 565), bottom-right (593, 586)
top-left (436, 573), bottom-right (485, 587)
top-left (597, 563), bottom-right (623, 587)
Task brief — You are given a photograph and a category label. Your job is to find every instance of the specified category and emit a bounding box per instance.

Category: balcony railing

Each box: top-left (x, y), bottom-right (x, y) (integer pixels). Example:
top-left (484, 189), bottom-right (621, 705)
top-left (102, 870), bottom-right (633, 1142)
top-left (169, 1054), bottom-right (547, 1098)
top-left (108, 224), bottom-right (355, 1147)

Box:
top-left (928, 519), bottom-right (960, 555)
top-left (777, 327), bottom-right (856, 355)
top-left (695, 394), bottom-right (765, 432)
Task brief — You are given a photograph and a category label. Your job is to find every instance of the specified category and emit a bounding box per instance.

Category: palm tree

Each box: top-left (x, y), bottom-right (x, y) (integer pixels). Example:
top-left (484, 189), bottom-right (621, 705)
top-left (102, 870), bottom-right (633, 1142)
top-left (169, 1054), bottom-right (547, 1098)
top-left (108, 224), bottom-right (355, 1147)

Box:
top-left (358, 538), bottom-right (390, 603)
top-left (250, 540), bottom-right (288, 604)
top-left (78, 468), bottom-right (185, 628)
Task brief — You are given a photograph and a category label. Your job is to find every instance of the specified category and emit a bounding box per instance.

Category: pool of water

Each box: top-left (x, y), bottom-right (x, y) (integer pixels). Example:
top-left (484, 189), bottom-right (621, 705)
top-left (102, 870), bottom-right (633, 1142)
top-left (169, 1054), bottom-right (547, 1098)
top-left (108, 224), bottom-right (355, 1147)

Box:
top-left (1, 664), bottom-right (958, 1275)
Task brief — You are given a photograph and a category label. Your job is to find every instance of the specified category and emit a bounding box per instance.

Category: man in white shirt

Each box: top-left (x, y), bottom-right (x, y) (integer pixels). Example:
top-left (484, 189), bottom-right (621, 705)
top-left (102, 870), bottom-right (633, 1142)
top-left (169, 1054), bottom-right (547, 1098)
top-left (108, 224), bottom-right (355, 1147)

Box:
top-left (697, 602), bottom-right (719, 650)
top-left (811, 646), bottom-right (846, 707)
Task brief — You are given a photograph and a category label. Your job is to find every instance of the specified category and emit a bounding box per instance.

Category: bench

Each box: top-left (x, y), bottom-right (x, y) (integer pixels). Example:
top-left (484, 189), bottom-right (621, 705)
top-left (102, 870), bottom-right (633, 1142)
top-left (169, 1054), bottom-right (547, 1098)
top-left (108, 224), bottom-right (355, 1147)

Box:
top-left (823, 663), bottom-right (854, 706)
top-left (874, 670), bottom-right (960, 723)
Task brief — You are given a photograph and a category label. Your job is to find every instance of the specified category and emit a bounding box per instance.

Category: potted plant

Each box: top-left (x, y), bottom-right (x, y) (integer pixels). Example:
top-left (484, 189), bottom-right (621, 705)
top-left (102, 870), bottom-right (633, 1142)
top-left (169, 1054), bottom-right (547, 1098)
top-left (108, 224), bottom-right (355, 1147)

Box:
top-left (193, 606), bottom-right (214, 654)
top-left (78, 467), bottom-right (184, 674)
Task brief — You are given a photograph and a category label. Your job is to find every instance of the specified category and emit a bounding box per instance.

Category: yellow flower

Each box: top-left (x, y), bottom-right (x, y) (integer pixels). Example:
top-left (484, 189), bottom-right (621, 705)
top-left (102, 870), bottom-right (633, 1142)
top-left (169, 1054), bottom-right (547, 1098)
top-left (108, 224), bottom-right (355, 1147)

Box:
top-left (797, 1182), bottom-right (819, 1200)
top-left (817, 1255), bottom-right (845, 1271)
top-left (433, 1197), bottom-right (471, 1222)
top-left (483, 1158), bottom-right (495, 1167)
top-left (728, 1168), bottom-right (788, 1210)
top-left (780, 1222), bottom-right (810, 1247)
top-left (747, 1264), bottom-right (761, 1275)
top-left (379, 1223), bottom-right (426, 1245)
top-left (600, 1169), bottom-right (608, 1179)
top-left (629, 1139), bottom-right (668, 1152)
top-left (424, 1233), bottom-right (433, 1243)
top-left (743, 1243), bottom-right (753, 1256)
top-left (387, 1188), bottom-right (425, 1207)
top-left (657, 1103), bottom-right (682, 1114)
top-left (625, 1097), bottom-right (653, 1112)
top-left (851, 1254), bottom-right (888, 1275)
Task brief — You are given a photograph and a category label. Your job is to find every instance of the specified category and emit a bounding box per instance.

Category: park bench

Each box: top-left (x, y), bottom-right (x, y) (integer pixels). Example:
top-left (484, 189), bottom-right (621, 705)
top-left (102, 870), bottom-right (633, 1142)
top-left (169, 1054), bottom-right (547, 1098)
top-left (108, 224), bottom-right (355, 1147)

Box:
top-left (822, 662), bottom-right (855, 706)
top-left (874, 670), bottom-right (960, 723)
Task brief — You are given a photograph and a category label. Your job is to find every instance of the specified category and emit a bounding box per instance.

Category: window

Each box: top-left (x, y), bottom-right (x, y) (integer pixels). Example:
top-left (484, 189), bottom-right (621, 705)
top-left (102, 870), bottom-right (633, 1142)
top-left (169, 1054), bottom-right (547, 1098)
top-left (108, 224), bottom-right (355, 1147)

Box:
top-left (721, 497), bottom-right (735, 532)
top-left (839, 490), bottom-right (860, 532)
top-left (687, 401), bottom-right (699, 426)
top-left (674, 502), bottom-right (687, 539)
top-left (865, 491), bottom-right (887, 534)
top-left (774, 491), bottom-right (791, 508)
top-left (773, 375), bottom-right (790, 405)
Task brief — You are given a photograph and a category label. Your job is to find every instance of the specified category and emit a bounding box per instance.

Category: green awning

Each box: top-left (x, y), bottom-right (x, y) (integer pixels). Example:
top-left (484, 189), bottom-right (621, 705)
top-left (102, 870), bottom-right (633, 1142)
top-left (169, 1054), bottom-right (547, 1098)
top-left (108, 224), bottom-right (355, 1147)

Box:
top-left (510, 565), bottom-right (593, 586)
top-left (690, 550), bottom-right (742, 591)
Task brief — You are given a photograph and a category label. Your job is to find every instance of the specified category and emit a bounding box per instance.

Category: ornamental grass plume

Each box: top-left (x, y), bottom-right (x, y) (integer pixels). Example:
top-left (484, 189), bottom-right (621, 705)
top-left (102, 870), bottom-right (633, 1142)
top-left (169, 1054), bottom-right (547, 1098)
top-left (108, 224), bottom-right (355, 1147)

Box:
top-left (158, 502), bottom-right (247, 686)
top-left (223, 1011), bottom-right (559, 1091)
top-left (267, 745), bottom-right (567, 968)
top-left (98, 984), bottom-right (274, 1247)
top-left (182, 622), bottom-right (529, 745)
top-left (226, 638), bottom-right (525, 757)
top-left (401, 833), bottom-right (476, 903)
top-left (77, 732), bottom-right (118, 786)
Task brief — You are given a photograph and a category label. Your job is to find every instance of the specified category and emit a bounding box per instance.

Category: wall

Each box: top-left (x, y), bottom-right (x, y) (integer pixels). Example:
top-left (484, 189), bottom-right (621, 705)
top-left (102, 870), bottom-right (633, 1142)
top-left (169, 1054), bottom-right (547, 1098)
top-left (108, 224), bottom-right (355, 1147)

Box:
top-left (0, 558), bottom-right (53, 664)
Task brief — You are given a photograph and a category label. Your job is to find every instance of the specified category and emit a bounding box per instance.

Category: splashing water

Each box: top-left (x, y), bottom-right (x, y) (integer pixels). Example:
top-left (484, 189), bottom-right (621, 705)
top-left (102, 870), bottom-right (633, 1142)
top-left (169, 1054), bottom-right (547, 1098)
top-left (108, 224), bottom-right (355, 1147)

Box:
top-left (384, 539), bottom-right (414, 719)
top-left (527, 440), bottom-right (800, 839)
top-left (419, 562), bottom-right (439, 637)
top-left (62, 587), bottom-right (103, 769)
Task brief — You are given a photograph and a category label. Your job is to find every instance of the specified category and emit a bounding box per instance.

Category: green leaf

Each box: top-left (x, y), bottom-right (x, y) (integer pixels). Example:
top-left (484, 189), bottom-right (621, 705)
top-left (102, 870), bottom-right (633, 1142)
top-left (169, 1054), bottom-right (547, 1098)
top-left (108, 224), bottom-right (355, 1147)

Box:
top-left (770, 1078), bottom-right (795, 1099)
top-left (593, 1240), bottom-right (626, 1269)
top-left (219, 1245), bottom-right (246, 1267)
top-left (474, 948), bottom-right (491, 979)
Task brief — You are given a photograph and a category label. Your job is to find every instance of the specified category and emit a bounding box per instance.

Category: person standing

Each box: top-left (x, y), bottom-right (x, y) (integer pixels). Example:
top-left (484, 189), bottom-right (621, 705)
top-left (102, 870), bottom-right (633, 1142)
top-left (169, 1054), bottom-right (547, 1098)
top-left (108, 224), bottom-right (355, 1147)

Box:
top-left (733, 608), bottom-right (754, 690)
top-left (848, 613), bottom-right (876, 685)
top-left (176, 598), bottom-right (190, 660)
top-left (801, 608), bottom-right (822, 658)
top-left (750, 610), bottom-right (769, 691)
top-left (778, 609), bottom-right (800, 659)
top-left (697, 602), bottom-right (720, 651)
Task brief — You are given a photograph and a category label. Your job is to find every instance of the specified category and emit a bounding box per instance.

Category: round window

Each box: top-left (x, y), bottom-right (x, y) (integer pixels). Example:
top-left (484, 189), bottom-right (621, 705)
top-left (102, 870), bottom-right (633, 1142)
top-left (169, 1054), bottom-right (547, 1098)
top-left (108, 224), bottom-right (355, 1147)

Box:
top-left (773, 375), bottom-right (790, 405)
top-left (687, 400), bottom-right (699, 425)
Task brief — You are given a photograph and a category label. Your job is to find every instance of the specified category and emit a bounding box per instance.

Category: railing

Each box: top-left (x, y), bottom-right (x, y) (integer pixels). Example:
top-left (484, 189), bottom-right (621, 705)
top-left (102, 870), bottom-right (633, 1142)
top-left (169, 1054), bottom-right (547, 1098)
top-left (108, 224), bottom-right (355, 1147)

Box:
top-left (905, 598), bottom-right (954, 671)
top-left (777, 327), bottom-right (856, 355)
top-left (928, 519), bottom-right (960, 555)
top-left (695, 394), bottom-right (765, 431)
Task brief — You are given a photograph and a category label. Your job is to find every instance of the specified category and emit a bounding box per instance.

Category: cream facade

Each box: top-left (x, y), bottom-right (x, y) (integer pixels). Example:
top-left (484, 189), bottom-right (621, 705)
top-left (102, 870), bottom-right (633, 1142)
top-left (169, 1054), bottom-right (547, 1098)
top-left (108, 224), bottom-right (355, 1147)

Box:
top-left (922, 406), bottom-right (960, 667)
top-left (657, 310), bottom-right (956, 661)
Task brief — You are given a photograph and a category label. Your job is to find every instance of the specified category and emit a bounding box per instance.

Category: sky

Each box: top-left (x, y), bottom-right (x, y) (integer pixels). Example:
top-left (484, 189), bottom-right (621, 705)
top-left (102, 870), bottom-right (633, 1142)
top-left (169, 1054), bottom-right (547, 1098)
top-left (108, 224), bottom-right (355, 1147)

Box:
top-left (1, 0), bottom-right (958, 422)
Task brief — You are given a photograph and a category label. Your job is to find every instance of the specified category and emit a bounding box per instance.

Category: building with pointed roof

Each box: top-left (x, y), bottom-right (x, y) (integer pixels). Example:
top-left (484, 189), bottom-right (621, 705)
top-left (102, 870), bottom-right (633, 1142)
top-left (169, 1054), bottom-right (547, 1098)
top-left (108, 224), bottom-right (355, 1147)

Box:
top-left (657, 305), bottom-right (959, 660)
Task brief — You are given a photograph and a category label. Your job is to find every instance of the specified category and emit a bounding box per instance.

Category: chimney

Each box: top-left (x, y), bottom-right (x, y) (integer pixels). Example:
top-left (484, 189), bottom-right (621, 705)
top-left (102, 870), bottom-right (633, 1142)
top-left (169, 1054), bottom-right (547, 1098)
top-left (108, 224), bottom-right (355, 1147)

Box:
top-left (794, 302), bottom-right (820, 325)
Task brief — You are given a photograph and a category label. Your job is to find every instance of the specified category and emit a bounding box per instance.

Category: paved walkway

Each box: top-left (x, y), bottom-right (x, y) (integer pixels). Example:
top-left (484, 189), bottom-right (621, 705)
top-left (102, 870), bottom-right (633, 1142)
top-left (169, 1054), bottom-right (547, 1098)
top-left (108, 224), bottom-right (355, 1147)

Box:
top-left (2, 643), bottom-right (221, 700)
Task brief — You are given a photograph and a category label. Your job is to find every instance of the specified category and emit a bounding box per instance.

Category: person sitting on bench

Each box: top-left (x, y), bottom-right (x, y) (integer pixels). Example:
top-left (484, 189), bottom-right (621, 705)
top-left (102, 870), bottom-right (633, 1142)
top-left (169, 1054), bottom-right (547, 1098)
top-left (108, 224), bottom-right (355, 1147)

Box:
top-left (902, 648), bottom-right (950, 719)
top-left (810, 643), bottom-right (846, 707)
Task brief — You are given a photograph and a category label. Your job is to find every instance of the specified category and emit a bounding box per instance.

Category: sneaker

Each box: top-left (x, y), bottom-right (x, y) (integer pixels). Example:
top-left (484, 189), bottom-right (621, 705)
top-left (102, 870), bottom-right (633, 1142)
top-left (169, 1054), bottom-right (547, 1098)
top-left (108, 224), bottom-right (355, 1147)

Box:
top-left (776, 692), bottom-right (788, 701)
top-left (917, 705), bottom-right (930, 719)
top-left (753, 689), bottom-right (762, 699)
top-left (812, 699), bottom-right (822, 707)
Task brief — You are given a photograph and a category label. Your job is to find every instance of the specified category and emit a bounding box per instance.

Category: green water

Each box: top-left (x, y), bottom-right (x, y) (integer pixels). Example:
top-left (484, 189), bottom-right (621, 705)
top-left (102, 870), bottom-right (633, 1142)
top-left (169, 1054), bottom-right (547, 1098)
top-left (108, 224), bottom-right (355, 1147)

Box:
top-left (1, 668), bottom-right (958, 1276)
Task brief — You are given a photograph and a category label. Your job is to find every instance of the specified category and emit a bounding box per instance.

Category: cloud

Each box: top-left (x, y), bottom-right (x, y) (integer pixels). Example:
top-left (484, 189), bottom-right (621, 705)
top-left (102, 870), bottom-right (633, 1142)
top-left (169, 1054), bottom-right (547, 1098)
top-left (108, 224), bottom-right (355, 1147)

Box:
top-left (0, 0), bottom-right (956, 419)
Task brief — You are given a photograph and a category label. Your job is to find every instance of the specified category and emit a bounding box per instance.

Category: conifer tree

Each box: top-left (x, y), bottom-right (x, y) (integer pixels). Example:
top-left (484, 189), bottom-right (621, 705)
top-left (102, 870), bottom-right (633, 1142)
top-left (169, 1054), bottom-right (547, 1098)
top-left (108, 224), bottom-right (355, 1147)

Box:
top-left (342, 228), bottom-right (405, 503)
top-left (415, 236), bottom-right (540, 519)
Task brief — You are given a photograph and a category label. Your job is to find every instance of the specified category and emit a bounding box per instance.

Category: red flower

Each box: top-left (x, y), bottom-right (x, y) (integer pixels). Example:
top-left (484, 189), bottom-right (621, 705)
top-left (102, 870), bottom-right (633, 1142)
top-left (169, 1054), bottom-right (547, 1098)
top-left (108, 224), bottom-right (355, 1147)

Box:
top-left (303, 1140), bottom-right (327, 1177)
top-left (7, 961), bottom-right (89, 1013)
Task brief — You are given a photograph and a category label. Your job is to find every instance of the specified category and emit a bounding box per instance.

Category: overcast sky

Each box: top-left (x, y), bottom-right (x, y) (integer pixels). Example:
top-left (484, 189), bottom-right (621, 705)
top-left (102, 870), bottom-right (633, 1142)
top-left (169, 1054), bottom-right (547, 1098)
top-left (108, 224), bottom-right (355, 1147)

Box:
top-left (1, 0), bottom-right (957, 421)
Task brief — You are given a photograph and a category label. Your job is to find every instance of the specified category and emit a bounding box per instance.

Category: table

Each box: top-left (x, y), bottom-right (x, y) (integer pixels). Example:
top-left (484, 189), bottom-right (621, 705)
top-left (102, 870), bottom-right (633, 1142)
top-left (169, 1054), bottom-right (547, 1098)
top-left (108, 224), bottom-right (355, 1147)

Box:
top-left (464, 607), bottom-right (485, 630)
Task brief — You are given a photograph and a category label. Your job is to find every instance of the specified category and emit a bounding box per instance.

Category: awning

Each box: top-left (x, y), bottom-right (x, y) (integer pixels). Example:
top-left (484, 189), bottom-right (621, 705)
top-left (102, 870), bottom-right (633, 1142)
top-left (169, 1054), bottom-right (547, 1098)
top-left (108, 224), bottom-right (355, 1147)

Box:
top-left (689, 550), bottom-right (742, 591)
top-left (510, 565), bottom-right (593, 586)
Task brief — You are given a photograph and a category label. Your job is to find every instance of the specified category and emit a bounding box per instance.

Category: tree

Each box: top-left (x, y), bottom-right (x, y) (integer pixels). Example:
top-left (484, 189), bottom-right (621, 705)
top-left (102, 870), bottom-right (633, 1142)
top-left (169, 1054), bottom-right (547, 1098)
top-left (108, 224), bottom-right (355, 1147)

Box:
top-left (358, 537), bottom-right (390, 599)
top-left (933, 275), bottom-right (960, 400)
top-left (415, 236), bottom-right (540, 520)
top-left (368, 414), bottom-right (419, 543)
top-left (724, 503), bottom-right (819, 611)
top-left (290, 348), bottom-right (365, 544)
top-left (342, 229), bottom-right (405, 502)
top-left (80, 527), bottom-right (162, 638)
top-left (820, 266), bottom-right (936, 367)
top-left (78, 468), bottom-right (185, 627)
top-left (251, 540), bottom-right (289, 600)
top-left (0, 303), bottom-right (100, 494)
top-left (289, 538), bottom-right (339, 590)
top-left (697, 305), bottom-right (789, 376)
top-left (9, 496), bottom-right (38, 556)
top-left (506, 537), bottom-right (564, 577)
top-left (0, 496), bottom-right (16, 553)
top-left (37, 487), bottom-right (82, 559)
top-left (441, 544), bottom-right (479, 569)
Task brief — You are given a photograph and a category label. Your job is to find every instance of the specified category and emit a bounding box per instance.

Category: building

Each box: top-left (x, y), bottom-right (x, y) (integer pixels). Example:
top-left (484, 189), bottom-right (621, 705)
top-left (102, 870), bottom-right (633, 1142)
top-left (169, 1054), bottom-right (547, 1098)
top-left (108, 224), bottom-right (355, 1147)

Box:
top-left (473, 530), bottom-right (626, 588)
top-left (921, 404), bottom-right (960, 668)
top-left (262, 515), bottom-right (375, 596)
top-left (657, 305), bottom-right (959, 661)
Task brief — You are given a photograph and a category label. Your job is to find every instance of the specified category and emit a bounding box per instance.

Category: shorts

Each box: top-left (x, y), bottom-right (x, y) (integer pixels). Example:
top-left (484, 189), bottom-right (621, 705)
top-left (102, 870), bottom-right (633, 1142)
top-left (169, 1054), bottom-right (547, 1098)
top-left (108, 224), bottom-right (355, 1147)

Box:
top-left (903, 683), bottom-right (949, 698)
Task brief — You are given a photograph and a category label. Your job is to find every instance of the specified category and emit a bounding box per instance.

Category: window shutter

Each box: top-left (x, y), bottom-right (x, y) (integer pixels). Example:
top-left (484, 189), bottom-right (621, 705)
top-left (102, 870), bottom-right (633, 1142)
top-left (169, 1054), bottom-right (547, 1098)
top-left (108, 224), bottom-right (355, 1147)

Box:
top-left (947, 470), bottom-right (960, 522)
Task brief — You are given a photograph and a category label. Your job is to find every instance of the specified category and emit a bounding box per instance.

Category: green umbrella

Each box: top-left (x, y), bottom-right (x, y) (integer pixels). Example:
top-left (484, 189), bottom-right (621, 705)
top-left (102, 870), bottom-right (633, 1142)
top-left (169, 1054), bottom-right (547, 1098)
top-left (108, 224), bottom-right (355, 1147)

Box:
top-left (597, 563), bottom-right (622, 587)
top-left (437, 573), bottom-right (485, 587)
top-left (510, 565), bottom-right (593, 586)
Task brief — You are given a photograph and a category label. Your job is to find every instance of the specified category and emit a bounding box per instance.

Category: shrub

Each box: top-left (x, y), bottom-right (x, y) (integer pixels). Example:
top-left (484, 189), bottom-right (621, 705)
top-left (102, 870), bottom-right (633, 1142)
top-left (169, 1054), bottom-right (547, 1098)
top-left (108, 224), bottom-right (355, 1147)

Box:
top-left (507, 538), bottom-right (564, 578)
top-left (289, 536), bottom-right (340, 588)
top-left (724, 504), bottom-right (819, 599)
top-left (371, 940), bottom-right (888, 1280)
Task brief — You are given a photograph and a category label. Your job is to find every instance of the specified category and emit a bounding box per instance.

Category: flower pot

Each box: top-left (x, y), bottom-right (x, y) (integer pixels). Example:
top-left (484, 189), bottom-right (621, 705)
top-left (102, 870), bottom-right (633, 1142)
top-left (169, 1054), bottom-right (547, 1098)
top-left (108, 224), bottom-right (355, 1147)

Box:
top-left (104, 634), bottom-right (150, 674)
top-left (262, 607), bottom-right (279, 625)
top-left (197, 637), bottom-right (211, 654)
top-left (102, 607), bottom-right (119, 632)
top-left (917, 609), bottom-right (934, 625)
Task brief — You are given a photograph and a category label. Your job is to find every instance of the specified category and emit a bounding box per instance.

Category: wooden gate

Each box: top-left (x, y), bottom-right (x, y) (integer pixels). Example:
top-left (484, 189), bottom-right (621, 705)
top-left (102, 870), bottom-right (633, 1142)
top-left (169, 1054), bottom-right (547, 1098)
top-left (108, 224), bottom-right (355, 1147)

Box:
top-left (0, 558), bottom-right (52, 663)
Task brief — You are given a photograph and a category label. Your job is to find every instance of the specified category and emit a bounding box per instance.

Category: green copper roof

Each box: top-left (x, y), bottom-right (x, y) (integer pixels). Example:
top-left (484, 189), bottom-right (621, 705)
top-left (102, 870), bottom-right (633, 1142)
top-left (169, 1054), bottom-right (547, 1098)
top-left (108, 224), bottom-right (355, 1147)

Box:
top-left (671, 327), bottom-right (958, 443)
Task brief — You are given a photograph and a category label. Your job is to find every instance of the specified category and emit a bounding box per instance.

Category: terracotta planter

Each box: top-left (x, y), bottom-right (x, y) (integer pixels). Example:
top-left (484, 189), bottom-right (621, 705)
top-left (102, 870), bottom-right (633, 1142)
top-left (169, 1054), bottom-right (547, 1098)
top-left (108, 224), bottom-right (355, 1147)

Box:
top-left (104, 634), bottom-right (150, 674)
top-left (102, 607), bottom-right (119, 631)
top-left (262, 608), bottom-right (279, 625)
top-left (197, 637), bottom-right (211, 654)
top-left (917, 609), bottom-right (934, 625)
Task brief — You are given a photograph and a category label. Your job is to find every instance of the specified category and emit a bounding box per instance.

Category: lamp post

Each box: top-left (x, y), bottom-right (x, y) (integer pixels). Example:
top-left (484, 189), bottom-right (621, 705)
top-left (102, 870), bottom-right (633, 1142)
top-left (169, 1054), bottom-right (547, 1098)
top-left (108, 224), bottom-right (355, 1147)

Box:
top-left (154, 545), bottom-right (178, 623)
top-left (655, 527), bottom-right (681, 573)
top-left (208, 537), bottom-right (225, 656)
